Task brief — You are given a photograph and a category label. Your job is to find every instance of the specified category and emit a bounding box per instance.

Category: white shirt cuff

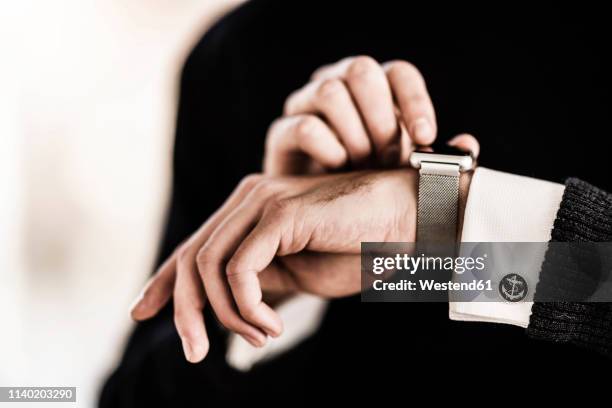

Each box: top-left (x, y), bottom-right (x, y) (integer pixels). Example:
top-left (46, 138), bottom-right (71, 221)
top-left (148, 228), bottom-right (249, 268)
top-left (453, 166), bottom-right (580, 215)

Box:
top-left (449, 167), bottom-right (565, 328)
top-left (226, 294), bottom-right (328, 371)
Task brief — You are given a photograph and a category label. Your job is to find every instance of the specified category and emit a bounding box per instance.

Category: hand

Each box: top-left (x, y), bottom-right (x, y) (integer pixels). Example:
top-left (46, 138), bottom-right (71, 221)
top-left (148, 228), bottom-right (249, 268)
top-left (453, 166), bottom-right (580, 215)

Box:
top-left (131, 169), bottom-right (422, 362)
top-left (264, 56), bottom-right (438, 175)
top-left (131, 134), bottom-right (479, 363)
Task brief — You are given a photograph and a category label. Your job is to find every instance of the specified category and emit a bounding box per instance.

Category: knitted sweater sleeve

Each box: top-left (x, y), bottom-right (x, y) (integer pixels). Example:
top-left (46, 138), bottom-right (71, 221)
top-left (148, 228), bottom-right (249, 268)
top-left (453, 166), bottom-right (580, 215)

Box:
top-left (527, 178), bottom-right (612, 356)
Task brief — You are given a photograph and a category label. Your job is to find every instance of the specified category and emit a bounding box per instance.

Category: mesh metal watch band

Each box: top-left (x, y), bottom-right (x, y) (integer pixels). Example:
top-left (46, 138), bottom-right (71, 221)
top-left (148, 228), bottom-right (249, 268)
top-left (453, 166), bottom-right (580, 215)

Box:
top-left (416, 161), bottom-right (460, 244)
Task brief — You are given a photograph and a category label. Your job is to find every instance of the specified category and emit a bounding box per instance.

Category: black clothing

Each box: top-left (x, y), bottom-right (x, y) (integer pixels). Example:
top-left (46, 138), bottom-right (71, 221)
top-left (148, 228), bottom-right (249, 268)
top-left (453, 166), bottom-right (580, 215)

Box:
top-left (100, 2), bottom-right (612, 404)
top-left (529, 179), bottom-right (612, 355)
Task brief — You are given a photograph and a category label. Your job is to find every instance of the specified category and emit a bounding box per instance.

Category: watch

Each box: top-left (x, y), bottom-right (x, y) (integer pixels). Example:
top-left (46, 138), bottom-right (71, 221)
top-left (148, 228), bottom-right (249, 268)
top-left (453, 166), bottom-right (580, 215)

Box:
top-left (409, 144), bottom-right (475, 245)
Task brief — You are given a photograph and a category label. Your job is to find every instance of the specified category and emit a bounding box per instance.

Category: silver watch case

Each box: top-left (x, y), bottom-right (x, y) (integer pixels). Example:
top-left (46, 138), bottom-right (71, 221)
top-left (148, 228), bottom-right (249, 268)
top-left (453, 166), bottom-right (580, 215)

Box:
top-left (409, 151), bottom-right (475, 172)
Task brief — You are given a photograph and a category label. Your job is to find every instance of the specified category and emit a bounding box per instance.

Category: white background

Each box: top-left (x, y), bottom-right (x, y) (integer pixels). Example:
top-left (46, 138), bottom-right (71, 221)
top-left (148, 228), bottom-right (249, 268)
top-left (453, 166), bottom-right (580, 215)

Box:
top-left (0, 1), bottom-right (242, 406)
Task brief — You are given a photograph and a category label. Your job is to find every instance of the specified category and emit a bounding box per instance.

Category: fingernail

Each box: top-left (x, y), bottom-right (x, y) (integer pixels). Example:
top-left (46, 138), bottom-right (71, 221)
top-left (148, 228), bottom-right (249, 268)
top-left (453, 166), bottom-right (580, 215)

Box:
top-left (192, 341), bottom-right (209, 362)
top-left (261, 313), bottom-right (283, 338)
top-left (243, 334), bottom-right (266, 348)
top-left (182, 339), bottom-right (208, 363)
top-left (412, 118), bottom-right (433, 144)
top-left (129, 293), bottom-right (145, 317)
top-left (447, 135), bottom-right (460, 146)
top-left (246, 327), bottom-right (268, 346)
top-left (181, 339), bottom-right (195, 362)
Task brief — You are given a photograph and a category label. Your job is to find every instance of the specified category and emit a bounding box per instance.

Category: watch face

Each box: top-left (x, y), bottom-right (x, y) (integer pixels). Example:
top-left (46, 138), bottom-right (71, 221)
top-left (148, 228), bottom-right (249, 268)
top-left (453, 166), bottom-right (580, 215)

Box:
top-left (410, 140), bottom-right (475, 171)
top-left (415, 141), bottom-right (472, 157)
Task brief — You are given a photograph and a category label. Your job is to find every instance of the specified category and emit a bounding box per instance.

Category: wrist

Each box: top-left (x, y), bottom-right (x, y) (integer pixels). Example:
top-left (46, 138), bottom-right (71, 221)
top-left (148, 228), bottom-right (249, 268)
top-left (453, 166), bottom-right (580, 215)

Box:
top-left (389, 168), bottom-right (419, 242)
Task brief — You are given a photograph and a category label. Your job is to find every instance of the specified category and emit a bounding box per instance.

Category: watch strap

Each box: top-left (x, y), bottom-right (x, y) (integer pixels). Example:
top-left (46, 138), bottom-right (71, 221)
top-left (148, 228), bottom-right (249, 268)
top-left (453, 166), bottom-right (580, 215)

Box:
top-left (416, 162), bottom-right (460, 244)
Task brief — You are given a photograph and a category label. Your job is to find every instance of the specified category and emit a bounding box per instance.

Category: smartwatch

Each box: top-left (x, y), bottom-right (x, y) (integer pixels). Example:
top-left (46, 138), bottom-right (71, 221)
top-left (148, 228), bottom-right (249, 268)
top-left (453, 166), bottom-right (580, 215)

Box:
top-left (409, 143), bottom-right (475, 245)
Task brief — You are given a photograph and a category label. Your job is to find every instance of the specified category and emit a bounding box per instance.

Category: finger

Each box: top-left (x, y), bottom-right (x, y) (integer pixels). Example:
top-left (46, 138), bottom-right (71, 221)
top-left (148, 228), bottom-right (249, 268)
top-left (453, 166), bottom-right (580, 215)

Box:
top-left (341, 56), bottom-right (398, 156)
top-left (448, 133), bottom-right (480, 159)
top-left (314, 57), bottom-right (434, 148)
top-left (227, 200), bottom-right (308, 334)
top-left (130, 175), bottom-right (264, 320)
top-left (397, 116), bottom-right (413, 165)
top-left (284, 79), bottom-right (371, 164)
top-left (225, 208), bottom-right (287, 339)
top-left (173, 252), bottom-right (209, 363)
top-left (309, 56), bottom-right (399, 159)
top-left (197, 186), bottom-right (281, 339)
top-left (265, 115), bottom-right (348, 175)
top-left (310, 56), bottom-right (355, 81)
top-left (384, 60), bottom-right (436, 145)
top-left (130, 248), bottom-right (178, 321)
top-left (383, 105), bottom-right (413, 168)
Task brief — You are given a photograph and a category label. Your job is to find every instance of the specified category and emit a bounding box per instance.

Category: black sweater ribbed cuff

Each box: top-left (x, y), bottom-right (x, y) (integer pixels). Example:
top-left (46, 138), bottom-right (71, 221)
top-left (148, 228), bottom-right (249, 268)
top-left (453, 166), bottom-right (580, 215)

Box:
top-left (527, 178), bottom-right (612, 356)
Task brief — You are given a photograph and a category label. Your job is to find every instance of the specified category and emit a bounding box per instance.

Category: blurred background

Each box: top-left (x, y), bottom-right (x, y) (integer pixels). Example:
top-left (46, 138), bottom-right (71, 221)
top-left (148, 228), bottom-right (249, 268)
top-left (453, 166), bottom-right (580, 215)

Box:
top-left (0, 1), bottom-right (242, 406)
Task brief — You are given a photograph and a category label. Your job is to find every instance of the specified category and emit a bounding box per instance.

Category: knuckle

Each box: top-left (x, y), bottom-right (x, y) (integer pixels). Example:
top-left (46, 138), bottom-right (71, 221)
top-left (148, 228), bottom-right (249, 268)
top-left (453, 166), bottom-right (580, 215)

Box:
top-left (225, 258), bottom-right (242, 279)
top-left (239, 173), bottom-right (264, 192)
top-left (407, 92), bottom-right (428, 105)
top-left (283, 89), bottom-right (301, 114)
top-left (349, 141), bottom-right (372, 160)
top-left (265, 120), bottom-right (281, 151)
top-left (173, 308), bottom-right (189, 329)
top-left (251, 177), bottom-right (281, 199)
top-left (264, 197), bottom-right (296, 221)
top-left (195, 247), bottom-right (213, 275)
top-left (172, 244), bottom-right (184, 258)
top-left (266, 116), bottom-right (284, 137)
top-left (346, 55), bottom-right (379, 82)
top-left (387, 60), bottom-right (424, 83)
top-left (406, 89), bottom-right (429, 106)
top-left (293, 115), bottom-right (320, 139)
top-left (310, 66), bottom-right (326, 80)
top-left (370, 118), bottom-right (397, 140)
top-left (177, 249), bottom-right (192, 270)
top-left (170, 244), bottom-right (187, 265)
top-left (315, 78), bottom-right (345, 102)
top-left (327, 149), bottom-right (348, 168)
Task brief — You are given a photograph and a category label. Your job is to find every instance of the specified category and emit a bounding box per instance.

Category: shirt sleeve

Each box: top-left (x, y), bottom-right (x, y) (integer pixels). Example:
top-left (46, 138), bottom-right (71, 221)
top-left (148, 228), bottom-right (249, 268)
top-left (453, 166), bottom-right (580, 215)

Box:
top-left (449, 167), bottom-right (565, 327)
top-left (226, 294), bottom-right (328, 371)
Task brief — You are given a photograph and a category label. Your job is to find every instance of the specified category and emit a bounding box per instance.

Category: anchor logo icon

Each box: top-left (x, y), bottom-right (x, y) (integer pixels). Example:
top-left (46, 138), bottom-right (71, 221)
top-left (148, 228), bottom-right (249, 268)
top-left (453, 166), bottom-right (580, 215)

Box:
top-left (499, 273), bottom-right (528, 302)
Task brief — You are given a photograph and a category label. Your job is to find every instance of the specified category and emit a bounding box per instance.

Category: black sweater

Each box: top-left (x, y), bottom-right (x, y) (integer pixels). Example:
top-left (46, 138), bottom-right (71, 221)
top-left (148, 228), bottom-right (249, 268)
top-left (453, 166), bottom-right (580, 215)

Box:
top-left (100, 2), bottom-right (612, 404)
top-left (529, 179), bottom-right (612, 356)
